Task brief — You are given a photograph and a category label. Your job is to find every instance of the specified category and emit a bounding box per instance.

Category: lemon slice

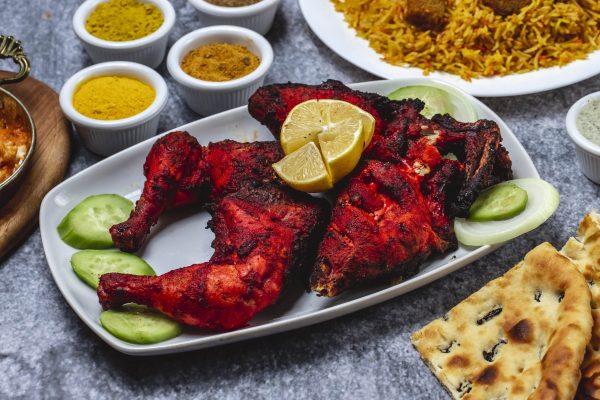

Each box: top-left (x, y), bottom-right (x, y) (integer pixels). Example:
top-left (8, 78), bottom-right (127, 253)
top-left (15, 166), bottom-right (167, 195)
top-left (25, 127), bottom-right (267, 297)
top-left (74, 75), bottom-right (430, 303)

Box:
top-left (280, 100), bottom-right (325, 154)
top-left (280, 99), bottom-right (375, 154)
top-left (318, 118), bottom-right (364, 183)
top-left (325, 99), bottom-right (375, 149)
top-left (272, 142), bottom-right (333, 192)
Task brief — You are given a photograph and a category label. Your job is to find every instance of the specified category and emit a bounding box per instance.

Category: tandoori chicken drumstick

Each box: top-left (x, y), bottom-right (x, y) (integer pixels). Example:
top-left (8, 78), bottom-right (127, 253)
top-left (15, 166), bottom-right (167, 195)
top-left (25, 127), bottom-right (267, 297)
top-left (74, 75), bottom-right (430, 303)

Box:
top-left (108, 131), bottom-right (205, 253)
top-left (110, 132), bottom-right (283, 252)
top-left (99, 185), bottom-right (327, 331)
top-left (100, 80), bottom-right (513, 332)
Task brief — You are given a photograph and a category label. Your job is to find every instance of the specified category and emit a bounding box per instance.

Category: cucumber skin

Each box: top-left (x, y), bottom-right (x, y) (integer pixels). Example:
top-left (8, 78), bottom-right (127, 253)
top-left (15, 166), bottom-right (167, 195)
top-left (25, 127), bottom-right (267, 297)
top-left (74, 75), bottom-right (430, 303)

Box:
top-left (71, 250), bottom-right (156, 289)
top-left (100, 305), bottom-right (182, 344)
top-left (469, 184), bottom-right (528, 222)
top-left (57, 194), bottom-right (133, 249)
top-left (57, 218), bottom-right (113, 249)
top-left (388, 86), bottom-right (453, 118)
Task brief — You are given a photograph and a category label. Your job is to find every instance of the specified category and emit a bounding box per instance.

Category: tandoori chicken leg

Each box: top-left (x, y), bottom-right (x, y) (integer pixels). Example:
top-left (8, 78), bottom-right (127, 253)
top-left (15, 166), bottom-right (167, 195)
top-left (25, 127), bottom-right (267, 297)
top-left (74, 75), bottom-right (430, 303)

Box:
top-left (249, 80), bottom-right (513, 296)
top-left (99, 185), bottom-right (327, 331)
top-left (110, 132), bottom-right (283, 252)
top-left (98, 80), bottom-right (513, 331)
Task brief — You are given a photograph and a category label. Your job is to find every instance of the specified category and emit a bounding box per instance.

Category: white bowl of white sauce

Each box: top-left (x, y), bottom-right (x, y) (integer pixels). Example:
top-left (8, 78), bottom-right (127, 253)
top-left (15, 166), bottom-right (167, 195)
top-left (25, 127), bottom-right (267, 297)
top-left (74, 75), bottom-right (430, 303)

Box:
top-left (566, 91), bottom-right (600, 185)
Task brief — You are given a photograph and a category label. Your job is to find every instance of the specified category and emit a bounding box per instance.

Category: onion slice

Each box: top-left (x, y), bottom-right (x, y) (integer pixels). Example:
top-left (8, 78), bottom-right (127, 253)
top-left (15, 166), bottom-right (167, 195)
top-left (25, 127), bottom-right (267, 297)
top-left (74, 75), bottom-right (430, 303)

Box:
top-left (454, 179), bottom-right (560, 246)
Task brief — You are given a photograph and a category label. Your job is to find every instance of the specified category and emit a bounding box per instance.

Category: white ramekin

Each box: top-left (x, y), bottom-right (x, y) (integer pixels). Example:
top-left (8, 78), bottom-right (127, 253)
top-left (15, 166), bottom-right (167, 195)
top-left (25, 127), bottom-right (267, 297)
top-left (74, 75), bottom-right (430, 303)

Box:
top-left (566, 91), bottom-right (600, 184)
top-left (59, 61), bottom-right (168, 156)
top-left (167, 25), bottom-right (273, 116)
top-left (73, 0), bottom-right (176, 68)
top-left (187, 0), bottom-right (280, 35)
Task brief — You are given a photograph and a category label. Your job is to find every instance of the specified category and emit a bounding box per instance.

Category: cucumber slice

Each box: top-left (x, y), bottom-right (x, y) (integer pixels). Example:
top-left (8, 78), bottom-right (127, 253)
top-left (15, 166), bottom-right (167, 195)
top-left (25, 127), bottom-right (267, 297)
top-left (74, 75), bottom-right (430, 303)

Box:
top-left (57, 194), bottom-right (133, 249)
top-left (387, 84), bottom-right (478, 122)
top-left (455, 179), bottom-right (560, 247)
top-left (71, 250), bottom-right (155, 289)
top-left (100, 304), bottom-right (182, 344)
top-left (389, 85), bottom-right (453, 118)
top-left (469, 183), bottom-right (528, 221)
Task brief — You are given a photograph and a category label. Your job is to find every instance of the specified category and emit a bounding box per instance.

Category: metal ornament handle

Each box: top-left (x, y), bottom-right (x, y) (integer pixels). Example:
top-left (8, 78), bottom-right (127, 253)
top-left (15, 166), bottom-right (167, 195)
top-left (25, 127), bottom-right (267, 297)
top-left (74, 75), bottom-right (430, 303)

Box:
top-left (0, 35), bottom-right (30, 85)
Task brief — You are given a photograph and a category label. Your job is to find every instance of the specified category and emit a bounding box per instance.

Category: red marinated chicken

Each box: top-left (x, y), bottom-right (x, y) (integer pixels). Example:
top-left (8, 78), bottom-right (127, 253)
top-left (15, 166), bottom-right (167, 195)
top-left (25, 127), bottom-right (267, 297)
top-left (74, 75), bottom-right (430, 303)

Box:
top-left (99, 80), bottom-right (513, 331)
top-left (110, 133), bottom-right (282, 252)
top-left (103, 131), bottom-right (324, 330)
top-left (109, 132), bottom-right (205, 253)
top-left (249, 80), bottom-right (512, 217)
top-left (203, 139), bottom-right (283, 201)
top-left (99, 185), bottom-right (327, 331)
top-left (249, 80), bottom-right (512, 296)
top-left (311, 159), bottom-right (460, 296)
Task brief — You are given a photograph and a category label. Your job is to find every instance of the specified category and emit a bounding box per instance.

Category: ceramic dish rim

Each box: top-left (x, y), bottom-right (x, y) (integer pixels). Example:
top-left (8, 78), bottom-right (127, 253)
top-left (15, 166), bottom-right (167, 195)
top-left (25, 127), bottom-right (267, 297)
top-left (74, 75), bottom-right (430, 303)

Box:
top-left (188, 0), bottom-right (281, 16)
top-left (566, 91), bottom-right (600, 157)
top-left (166, 25), bottom-right (274, 92)
top-left (0, 87), bottom-right (37, 193)
top-left (72, 0), bottom-right (176, 50)
top-left (40, 78), bottom-right (539, 355)
top-left (298, 0), bottom-right (600, 97)
top-left (59, 61), bottom-right (169, 130)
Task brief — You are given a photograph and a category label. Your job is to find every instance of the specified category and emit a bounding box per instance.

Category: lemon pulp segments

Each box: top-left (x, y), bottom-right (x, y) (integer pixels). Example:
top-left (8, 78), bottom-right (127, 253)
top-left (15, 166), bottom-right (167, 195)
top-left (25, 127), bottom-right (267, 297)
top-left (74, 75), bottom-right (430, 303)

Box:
top-left (318, 118), bottom-right (364, 183)
top-left (280, 99), bottom-right (375, 154)
top-left (323, 99), bottom-right (375, 148)
top-left (280, 100), bottom-right (326, 154)
top-left (272, 142), bottom-right (333, 192)
top-left (277, 100), bottom-right (375, 190)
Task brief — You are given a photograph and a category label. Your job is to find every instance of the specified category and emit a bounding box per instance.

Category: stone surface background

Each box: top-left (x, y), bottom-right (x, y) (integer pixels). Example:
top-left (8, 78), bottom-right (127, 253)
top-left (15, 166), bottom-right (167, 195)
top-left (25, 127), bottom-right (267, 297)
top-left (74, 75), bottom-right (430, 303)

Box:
top-left (1, 1), bottom-right (599, 399)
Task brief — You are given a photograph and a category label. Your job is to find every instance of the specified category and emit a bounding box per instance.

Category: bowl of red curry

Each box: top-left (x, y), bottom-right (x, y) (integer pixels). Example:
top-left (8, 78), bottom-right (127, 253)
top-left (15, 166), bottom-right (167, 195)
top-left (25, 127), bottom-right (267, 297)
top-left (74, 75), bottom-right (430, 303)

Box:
top-left (0, 36), bottom-right (35, 206)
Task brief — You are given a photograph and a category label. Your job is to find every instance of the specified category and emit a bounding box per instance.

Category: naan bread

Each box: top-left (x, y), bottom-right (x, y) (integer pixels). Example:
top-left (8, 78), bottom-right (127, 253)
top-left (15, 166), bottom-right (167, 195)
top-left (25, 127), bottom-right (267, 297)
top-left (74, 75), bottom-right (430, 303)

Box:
top-left (561, 211), bottom-right (600, 399)
top-left (412, 242), bottom-right (592, 400)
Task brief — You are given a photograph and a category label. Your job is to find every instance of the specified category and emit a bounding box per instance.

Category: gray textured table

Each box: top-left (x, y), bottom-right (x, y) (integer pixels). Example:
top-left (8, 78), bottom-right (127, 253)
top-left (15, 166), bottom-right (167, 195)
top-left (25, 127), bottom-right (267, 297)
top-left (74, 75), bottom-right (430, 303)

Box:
top-left (1, 1), bottom-right (599, 399)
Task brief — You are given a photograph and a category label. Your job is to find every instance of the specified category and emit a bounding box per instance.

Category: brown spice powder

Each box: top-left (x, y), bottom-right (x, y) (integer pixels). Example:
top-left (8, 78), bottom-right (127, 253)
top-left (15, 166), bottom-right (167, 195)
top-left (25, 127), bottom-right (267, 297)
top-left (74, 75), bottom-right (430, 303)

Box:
top-left (204, 0), bottom-right (262, 6)
top-left (180, 43), bottom-right (261, 82)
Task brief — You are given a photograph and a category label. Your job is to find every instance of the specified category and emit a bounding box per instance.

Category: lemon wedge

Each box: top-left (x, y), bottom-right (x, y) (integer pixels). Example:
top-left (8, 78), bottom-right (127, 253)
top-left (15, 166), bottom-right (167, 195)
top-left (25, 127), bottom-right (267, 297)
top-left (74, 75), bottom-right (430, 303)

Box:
top-left (280, 99), bottom-right (375, 154)
top-left (318, 118), bottom-right (364, 183)
top-left (272, 142), bottom-right (333, 192)
top-left (275, 100), bottom-right (375, 191)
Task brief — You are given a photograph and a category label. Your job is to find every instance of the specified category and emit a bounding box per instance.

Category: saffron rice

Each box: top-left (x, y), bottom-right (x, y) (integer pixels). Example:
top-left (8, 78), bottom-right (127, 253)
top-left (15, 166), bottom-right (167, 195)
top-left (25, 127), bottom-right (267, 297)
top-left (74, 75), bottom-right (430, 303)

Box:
top-left (332, 0), bottom-right (600, 80)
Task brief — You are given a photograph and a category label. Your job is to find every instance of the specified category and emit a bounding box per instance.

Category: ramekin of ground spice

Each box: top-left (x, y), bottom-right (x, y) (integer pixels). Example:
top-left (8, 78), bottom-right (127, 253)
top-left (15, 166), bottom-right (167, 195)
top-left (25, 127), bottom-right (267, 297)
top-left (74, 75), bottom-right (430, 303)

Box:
top-left (167, 26), bottom-right (273, 116)
top-left (73, 0), bottom-right (176, 68)
top-left (60, 61), bottom-right (169, 156)
top-left (180, 43), bottom-right (261, 82)
top-left (187, 0), bottom-right (281, 35)
top-left (85, 0), bottom-right (164, 42)
top-left (73, 76), bottom-right (156, 120)
top-left (204, 0), bottom-right (262, 6)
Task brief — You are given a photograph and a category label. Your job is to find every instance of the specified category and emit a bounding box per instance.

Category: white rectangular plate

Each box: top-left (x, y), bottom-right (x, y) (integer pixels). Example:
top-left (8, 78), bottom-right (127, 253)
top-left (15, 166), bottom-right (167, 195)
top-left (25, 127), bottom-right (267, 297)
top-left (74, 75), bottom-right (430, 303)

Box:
top-left (40, 79), bottom-right (539, 355)
top-left (299, 0), bottom-right (600, 97)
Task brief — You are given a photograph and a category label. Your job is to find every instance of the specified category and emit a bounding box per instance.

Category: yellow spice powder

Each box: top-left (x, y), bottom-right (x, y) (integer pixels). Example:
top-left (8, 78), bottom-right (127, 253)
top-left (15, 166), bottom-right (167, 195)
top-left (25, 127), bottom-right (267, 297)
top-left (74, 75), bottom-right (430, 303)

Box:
top-left (86, 0), bottom-right (164, 42)
top-left (180, 43), bottom-right (261, 82)
top-left (73, 76), bottom-right (155, 120)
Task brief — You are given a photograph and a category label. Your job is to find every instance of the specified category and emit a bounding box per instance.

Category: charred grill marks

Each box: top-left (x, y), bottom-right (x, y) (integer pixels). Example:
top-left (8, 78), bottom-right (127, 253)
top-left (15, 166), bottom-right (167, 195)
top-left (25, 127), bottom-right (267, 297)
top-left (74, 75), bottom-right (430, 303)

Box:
top-left (100, 80), bottom-right (513, 330)
top-left (250, 80), bottom-right (512, 296)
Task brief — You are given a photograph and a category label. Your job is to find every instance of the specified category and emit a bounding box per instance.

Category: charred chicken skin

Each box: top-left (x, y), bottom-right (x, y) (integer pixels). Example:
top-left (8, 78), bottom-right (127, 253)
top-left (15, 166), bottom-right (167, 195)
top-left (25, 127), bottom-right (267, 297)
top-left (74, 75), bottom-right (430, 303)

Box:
top-left (104, 131), bottom-right (326, 330)
top-left (100, 185), bottom-right (327, 331)
top-left (311, 158), bottom-right (461, 296)
top-left (108, 132), bottom-right (205, 253)
top-left (248, 80), bottom-right (512, 217)
top-left (99, 80), bottom-right (513, 330)
top-left (110, 132), bottom-right (282, 252)
top-left (249, 80), bottom-right (512, 296)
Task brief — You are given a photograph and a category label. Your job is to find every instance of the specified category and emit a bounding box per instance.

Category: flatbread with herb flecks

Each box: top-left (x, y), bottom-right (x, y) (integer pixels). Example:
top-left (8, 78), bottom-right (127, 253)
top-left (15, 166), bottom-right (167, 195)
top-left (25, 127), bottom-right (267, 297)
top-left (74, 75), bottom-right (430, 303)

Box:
top-left (412, 242), bottom-right (592, 400)
top-left (561, 211), bottom-right (600, 399)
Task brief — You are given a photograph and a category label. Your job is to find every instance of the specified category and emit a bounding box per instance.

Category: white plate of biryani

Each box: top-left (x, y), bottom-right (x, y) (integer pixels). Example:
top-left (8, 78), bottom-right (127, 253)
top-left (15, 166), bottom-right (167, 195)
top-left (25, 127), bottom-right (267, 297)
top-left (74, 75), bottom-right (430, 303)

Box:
top-left (40, 78), bottom-right (539, 355)
top-left (300, 0), bottom-right (600, 97)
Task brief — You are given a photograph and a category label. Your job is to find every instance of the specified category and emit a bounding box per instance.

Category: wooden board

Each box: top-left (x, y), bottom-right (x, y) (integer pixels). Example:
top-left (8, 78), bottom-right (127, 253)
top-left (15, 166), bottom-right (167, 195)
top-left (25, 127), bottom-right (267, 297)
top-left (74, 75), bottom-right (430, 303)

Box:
top-left (0, 71), bottom-right (70, 259)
